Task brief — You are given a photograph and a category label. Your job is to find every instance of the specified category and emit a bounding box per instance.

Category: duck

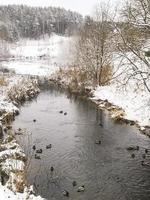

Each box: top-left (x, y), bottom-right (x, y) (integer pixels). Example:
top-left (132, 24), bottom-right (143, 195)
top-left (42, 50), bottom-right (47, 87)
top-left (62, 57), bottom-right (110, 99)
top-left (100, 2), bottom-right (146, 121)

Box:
top-left (142, 154), bottom-right (146, 159)
top-left (145, 149), bottom-right (148, 154)
top-left (18, 128), bottom-right (22, 132)
top-left (3, 127), bottom-right (7, 133)
top-left (95, 140), bottom-right (101, 145)
top-left (59, 111), bottom-right (63, 114)
top-left (32, 145), bottom-right (36, 150)
top-left (33, 119), bottom-right (36, 122)
top-left (62, 190), bottom-right (69, 197)
top-left (72, 181), bottom-right (77, 187)
top-left (6, 125), bottom-right (12, 130)
top-left (141, 161), bottom-right (150, 167)
top-left (77, 185), bottom-right (85, 192)
top-left (126, 146), bottom-right (139, 151)
top-left (36, 149), bottom-right (42, 154)
top-left (35, 154), bottom-right (41, 159)
top-left (64, 112), bottom-right (67, 115)
top-left (46, 144), bottom-right (52, 149)
top-left (50, 166), bottom-right (54, 172)
top-left (99, 123), bottom-right (103, 127)
top-left (131, 153), bottom-right (135, 158)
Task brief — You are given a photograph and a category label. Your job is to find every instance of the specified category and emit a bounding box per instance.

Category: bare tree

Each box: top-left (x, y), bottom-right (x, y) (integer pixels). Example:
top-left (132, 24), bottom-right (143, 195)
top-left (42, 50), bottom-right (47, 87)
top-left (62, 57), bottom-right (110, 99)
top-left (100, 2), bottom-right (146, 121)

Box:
top-left (114, 0), bottom-right (150, 92)
top-left (75, 3), bottom-right (114, 86)
top-left (122, 0), bottom-right (150, 30)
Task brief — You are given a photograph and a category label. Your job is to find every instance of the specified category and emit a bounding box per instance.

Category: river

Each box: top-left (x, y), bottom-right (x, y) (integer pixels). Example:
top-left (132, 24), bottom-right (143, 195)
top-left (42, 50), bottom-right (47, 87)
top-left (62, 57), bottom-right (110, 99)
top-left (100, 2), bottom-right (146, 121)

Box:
top-left (12, 86), bottom-right (150, 200)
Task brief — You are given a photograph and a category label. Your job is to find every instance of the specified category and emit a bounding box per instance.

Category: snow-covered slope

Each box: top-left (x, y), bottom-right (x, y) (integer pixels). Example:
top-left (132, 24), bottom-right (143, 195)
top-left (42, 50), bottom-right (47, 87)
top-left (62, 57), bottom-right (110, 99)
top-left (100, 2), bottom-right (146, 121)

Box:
top-left (93, 85), bottom-right (150, 126)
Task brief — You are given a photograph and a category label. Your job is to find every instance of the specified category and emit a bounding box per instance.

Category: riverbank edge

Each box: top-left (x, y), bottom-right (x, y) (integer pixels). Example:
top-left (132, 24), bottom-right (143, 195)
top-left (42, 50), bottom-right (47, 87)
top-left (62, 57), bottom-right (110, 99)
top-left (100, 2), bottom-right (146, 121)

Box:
top-left (0, 75), bottom-right (45, 199)
top-left (48, 77), bottom-right (150, 137)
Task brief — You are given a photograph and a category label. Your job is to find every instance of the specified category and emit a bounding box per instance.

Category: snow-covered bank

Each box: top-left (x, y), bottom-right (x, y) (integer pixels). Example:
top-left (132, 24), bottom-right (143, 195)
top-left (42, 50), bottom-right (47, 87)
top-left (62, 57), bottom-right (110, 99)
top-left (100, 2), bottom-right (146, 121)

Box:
top-left (2, 34), bottom-right (73, 76)
top-left (0, 73), bottom-right (40, 122)
top-left (92, 85), bottom-right (150, 127)
top-left (0, 72), bottom-right (44, 200)
top-left (0, 184), bottom-right (43, 200)
top-left (0, 137), bottom-right (44, 200)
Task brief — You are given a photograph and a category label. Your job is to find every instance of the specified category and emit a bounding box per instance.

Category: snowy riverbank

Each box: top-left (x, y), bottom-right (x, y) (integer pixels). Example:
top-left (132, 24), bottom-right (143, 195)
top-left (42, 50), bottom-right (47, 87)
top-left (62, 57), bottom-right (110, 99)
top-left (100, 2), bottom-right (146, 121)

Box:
top-left (0, 72), bottom-right (44, 200)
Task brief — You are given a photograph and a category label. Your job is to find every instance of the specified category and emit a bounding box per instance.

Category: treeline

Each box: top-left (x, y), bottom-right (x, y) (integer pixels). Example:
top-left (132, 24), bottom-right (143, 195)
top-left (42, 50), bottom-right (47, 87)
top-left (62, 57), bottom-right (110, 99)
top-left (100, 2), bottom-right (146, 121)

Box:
top-left (0, 5), bottom-right (83, 41)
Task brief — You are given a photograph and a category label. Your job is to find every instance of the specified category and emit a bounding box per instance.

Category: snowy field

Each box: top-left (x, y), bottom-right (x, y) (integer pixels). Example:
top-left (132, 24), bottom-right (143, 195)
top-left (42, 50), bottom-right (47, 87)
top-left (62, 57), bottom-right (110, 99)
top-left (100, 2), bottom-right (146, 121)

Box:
top-left (2, 34), bottom-right (73, 76)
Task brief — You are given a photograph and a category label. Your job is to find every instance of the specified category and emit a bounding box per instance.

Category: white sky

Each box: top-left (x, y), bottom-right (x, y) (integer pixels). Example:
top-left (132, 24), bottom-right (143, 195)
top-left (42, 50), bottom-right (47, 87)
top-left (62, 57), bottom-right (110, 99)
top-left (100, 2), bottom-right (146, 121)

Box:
top-left (0, 0), bottom-right (120, 16)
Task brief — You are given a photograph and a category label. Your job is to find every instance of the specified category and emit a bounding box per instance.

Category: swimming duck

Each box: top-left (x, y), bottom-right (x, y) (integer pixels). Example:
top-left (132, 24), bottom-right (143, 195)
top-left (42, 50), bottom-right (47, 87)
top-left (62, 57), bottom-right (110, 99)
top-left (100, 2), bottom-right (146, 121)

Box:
top-left (131, 153), bottom-right (135, 158)
top-left (46, 144), bottom-right (52, 149)
top-left (126, 146), bottom-right (139, 151)
top-left (3, 127), bottom-right (7, 133)
top-left (32, 145), bottom-right (36, 150)
top-left (141, 161), bottom-right (150, 166)
top-left (50, 166), bottom-right (54, 172)
top-left (72, 181), bottom-right (77, 187)
top-left (33, 119), bottom-right (36, 122)
top-left (62, 190), bottom-right (69, 197)
top-left (77, 185), bottom-right (85, 192)
top-left (59, 111), bottom-right (63, 114)
top-left (35, 154), bottom-right (41, 159)
top-left (36, 149), bottom-right (42, 154)
top-left (64, 112), bottom-right (67, 115)
top-left (142, 154), bottom-right (146, 159)
top-left (99, 123), bottom-right (103, 127)
top-left (145, 149), bottom-right (148, 154)
top-left (95, 140), bottom-right (101, 145)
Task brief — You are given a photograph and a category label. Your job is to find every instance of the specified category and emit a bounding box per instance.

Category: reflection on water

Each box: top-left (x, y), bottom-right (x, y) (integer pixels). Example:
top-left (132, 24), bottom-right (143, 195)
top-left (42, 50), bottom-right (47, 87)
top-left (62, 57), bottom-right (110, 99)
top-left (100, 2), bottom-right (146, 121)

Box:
top-left (13, 88), bottom-right (150, 200)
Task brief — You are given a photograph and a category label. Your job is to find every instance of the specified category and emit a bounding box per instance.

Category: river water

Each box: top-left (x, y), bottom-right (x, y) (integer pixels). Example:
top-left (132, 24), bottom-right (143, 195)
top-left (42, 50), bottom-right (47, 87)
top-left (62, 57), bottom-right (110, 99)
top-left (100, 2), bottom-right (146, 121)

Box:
top-left (12, 87), bottom-right (150, 200)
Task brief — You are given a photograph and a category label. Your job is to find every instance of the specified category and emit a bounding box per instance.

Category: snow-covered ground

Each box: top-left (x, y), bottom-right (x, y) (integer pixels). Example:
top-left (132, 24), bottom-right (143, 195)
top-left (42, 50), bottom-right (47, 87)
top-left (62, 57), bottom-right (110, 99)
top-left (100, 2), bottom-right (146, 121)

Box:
top-left (93, 85), bottom-right (150, 126)
top-left (92, 53), bottom-right (150, 127)
top-left (0, 184), bottom-right (44, 200)
top-left (2, 34), bottom-right (73, 76)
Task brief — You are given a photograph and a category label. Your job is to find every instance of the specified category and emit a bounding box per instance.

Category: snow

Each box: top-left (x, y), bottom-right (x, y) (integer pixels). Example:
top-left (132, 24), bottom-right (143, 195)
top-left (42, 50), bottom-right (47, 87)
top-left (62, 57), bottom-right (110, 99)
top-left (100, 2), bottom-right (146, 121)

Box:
top-left (2, 34), bottom-right (73, 76)
top-left (0, 73), bottom-right (40, 122)
top-left (2, 159), bottom-right (25, 172)
top-left (0, 184), bottom-right (44, 200)
top-left (92, 77), bottom-right (150, 127)
top-left (0, 138), bottom-right (45, 200)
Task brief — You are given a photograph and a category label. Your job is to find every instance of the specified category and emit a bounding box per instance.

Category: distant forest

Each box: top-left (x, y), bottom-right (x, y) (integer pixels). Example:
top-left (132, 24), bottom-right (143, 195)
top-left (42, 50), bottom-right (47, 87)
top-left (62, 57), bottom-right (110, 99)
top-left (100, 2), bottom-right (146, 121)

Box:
top-left (0, 5), bottom-right (83, 41)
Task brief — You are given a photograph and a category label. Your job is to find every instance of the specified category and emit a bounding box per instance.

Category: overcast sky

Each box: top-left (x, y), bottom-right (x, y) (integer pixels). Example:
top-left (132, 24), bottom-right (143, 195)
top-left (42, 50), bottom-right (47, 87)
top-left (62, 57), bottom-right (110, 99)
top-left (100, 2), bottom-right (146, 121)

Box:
top-left (0, 0), bottom-right (120, 16)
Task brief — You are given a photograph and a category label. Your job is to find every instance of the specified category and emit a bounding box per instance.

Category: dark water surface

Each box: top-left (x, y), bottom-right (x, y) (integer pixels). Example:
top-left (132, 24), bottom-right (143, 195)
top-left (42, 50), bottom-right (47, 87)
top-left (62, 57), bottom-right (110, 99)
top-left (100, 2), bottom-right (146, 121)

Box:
top-left (12, 88), bottom-right (150, 200)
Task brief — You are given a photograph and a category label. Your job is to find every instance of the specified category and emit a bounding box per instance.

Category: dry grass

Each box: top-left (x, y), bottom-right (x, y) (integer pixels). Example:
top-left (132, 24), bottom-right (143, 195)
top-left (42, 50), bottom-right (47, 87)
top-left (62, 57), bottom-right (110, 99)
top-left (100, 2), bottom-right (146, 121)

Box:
top-left (100, 64), bottom-right (113, 85)
top-left (0, 75), bottom-right (7, 86)
top-left (13, 171), bottom-right (25, 192)
top-left (57, 63), bottom-right (113, 88)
